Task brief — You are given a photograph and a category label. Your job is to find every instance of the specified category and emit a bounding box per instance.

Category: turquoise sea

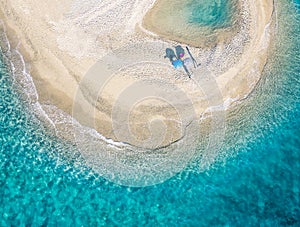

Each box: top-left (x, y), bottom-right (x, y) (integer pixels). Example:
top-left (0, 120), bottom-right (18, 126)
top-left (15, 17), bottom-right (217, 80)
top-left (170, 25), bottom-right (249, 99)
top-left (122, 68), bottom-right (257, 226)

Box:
top-left (0, 0), bottom-right (299, 226)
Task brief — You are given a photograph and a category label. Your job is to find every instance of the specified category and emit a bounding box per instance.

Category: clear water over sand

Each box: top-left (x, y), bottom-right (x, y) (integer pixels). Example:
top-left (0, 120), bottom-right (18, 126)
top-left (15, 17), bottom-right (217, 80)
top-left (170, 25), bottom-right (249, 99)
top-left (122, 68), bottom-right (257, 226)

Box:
top-left (184, 0), bottom-right (237, 28)
top-left (143, 0), bottom-right (240, 46)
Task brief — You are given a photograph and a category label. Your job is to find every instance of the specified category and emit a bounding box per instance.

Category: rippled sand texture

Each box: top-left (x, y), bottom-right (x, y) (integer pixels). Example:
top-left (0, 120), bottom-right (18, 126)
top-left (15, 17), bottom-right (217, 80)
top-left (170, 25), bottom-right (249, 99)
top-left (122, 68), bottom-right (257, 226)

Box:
top-left (0, 0), bottom-right (275, 185)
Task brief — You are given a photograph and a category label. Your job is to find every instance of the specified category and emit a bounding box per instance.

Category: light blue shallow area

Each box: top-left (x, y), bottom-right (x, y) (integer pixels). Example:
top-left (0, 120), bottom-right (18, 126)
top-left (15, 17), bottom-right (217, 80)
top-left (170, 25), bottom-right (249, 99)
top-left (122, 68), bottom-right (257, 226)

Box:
top-left (184, 0), bottom-right (237, 28)
top-left (0, 0), bottom-right (299, 226)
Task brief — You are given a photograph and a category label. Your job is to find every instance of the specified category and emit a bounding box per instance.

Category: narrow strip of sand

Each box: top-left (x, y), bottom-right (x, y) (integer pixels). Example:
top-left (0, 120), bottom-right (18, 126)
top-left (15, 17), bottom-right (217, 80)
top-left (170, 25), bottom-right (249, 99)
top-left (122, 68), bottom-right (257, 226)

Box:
top-left (0, 0), bottom-right (274, 149)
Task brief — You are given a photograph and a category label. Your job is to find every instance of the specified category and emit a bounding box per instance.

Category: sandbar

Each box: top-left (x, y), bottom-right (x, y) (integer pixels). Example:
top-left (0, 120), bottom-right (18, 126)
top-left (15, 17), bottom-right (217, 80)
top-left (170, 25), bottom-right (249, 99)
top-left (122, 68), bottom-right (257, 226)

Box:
top-left (0, 0), bottom-right (275, 149)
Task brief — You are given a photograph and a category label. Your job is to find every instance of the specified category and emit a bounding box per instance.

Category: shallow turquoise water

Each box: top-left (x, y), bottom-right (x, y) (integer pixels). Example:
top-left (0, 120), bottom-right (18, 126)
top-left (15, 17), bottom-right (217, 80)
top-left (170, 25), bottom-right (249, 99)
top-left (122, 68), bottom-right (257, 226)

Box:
top-left (0, 0), bottom-right (300, 226)
top-left (185, 0), bottom-right (237, 28)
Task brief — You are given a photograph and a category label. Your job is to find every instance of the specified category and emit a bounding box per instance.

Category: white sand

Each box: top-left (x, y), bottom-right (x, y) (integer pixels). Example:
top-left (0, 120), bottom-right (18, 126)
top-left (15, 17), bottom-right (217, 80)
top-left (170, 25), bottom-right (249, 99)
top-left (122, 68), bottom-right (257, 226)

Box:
top-left (0, 0), bottom-right (275, 149)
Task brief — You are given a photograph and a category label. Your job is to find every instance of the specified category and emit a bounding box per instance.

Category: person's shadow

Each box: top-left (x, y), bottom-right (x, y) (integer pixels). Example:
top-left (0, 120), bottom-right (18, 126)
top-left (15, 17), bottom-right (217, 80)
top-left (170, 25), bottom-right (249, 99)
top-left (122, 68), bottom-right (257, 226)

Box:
top-left (175, 45), bottom-right (185, 59)
top-left (164, 48), bottom-right (177, 63)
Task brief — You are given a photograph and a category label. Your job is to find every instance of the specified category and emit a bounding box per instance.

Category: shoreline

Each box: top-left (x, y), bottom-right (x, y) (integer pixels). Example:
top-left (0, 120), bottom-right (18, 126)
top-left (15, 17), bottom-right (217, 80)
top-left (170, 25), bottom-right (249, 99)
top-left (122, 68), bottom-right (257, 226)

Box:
top-left (0, 0), bottom-right (275, 150)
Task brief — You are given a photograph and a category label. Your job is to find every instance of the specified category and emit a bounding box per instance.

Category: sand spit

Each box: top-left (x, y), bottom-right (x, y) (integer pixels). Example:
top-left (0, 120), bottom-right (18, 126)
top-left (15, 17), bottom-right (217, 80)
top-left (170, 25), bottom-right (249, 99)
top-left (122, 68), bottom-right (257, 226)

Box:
top-left (0, 0), bottom-right (275, 185)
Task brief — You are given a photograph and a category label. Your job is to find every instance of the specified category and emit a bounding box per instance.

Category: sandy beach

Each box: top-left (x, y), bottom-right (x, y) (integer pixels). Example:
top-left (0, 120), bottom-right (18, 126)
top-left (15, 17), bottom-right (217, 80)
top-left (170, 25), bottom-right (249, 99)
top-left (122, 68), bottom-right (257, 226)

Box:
top-left (0, 0), bottom-right (274, 150)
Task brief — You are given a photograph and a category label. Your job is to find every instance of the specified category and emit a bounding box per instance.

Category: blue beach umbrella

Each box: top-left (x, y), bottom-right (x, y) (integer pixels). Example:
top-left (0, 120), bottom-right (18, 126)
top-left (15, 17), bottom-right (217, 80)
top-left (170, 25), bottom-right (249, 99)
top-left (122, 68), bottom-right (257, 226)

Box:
top-left (172, 59), bottom-right (183, 69)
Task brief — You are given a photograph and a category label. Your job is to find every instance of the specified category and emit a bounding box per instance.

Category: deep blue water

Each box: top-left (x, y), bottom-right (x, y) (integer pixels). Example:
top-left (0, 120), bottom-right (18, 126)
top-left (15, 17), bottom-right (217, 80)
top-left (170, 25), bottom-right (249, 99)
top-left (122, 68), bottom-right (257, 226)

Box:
top-left (0, 0), bottom-right (300, 226)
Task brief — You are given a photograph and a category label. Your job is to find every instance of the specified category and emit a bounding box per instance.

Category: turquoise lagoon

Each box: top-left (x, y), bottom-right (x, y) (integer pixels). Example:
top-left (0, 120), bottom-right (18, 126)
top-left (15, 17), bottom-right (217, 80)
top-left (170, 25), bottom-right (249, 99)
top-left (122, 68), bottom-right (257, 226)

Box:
top-left (143, 0), bottom-right (240, 45)
top-left (0, 0), bottom-right (299, 226)
top-left (185, 0), bottom-right (237, 28)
